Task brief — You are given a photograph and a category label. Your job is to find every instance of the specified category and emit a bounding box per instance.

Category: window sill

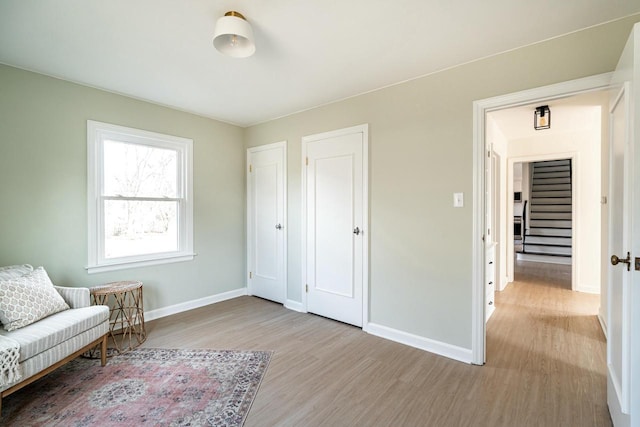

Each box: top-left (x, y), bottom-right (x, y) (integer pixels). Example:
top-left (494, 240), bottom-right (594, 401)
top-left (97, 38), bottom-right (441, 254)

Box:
top-left (86, 253), bottom-right (196, 274)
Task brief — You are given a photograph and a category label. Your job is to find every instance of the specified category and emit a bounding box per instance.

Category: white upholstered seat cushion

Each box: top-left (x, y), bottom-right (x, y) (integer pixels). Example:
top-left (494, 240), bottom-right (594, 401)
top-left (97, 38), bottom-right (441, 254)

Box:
top-left (0, 305), bottom-right (109, 362)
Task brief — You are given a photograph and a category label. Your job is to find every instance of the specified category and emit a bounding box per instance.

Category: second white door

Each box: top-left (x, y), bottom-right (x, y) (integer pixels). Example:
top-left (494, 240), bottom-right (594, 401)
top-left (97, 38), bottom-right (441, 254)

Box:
top-left (247, 142), bottom-right (286, 304)
top-left (303, 125), bottom-right (368, 327)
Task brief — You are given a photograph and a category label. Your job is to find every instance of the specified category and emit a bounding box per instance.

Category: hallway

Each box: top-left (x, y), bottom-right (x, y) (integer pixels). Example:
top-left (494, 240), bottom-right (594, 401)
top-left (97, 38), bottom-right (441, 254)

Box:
top-left (485, 260), bottom-right (609, 425)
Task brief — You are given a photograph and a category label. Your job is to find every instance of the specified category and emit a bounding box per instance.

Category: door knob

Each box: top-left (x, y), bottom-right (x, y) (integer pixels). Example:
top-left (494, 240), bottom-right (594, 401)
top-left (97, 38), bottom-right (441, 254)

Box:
top-left (611, 252), bottom-right (631, 271)
top-left (275, 224), bottom-right (283, 230)
top-left (353, 227), bottom-right (361, 235)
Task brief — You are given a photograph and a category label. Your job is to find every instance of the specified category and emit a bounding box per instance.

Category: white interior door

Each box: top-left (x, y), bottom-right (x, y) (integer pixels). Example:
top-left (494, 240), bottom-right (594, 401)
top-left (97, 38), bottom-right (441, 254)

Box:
top-left (247, 142), bottom-right (286, 304)
top-left (607, 23), bottom-right (639, 427)
top-left (608, 83), bottom-right (631, 427)
top-left (303, 125), bottom-right (368, 327)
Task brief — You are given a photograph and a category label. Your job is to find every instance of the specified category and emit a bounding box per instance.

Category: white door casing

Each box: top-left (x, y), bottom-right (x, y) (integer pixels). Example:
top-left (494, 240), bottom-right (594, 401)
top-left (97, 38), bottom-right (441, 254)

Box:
top-left (247, 141), bottom-right (287, 304)
top-left (302, 124), bottom-right (368, 327)
top-left (472, 71), bottom-right (616, 366)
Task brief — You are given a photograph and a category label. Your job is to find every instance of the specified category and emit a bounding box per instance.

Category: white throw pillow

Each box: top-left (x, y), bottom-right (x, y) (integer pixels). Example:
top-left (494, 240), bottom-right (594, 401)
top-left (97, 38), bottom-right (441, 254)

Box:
top-left (0, 267), bottom-right (70, 331)
top-left (0, 264), bottom-right (33, 281)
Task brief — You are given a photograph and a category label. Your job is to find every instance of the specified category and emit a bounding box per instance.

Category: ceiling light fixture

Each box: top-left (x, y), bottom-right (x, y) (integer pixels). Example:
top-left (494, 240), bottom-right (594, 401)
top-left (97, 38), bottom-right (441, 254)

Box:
top-left (213, 11), bottom-right (255, 58)
top-left (534, 105), bottom-right (551, 130)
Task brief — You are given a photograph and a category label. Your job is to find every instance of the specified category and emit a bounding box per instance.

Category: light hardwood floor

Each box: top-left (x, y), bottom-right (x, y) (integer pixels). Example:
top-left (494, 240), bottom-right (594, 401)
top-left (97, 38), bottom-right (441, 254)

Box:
top-left (143, 261), bottom-right (609, 427)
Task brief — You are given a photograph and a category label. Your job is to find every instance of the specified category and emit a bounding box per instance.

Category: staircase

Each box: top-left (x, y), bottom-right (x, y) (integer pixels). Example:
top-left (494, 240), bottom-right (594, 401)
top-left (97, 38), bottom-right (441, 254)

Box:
top-left (518, 159), bottom-right (572, 265)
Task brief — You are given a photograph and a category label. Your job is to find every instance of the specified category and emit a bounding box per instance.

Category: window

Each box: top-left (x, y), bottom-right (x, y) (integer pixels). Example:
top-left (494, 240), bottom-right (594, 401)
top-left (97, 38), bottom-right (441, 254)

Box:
top-left (87, 121), bottom-right (193, 273)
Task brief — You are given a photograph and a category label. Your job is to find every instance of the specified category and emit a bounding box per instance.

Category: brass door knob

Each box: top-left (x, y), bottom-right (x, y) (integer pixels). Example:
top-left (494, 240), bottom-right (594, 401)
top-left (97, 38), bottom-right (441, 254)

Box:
top-left (611, 252), bottom-right (631, 271)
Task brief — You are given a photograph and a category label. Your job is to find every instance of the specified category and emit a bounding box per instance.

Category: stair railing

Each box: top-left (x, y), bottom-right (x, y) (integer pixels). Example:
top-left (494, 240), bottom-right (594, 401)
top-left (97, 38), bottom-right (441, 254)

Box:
top-left (522, 199), bottom-right (528, 253)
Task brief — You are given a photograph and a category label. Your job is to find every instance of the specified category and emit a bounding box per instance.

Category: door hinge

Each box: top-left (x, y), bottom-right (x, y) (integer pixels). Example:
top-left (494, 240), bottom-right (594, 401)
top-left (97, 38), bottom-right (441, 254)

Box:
top-left (249, 272), bottom-right (252, 279)
top-left (487, 151), bottom-right (490, 158)
top-left (249, 164), bottom-right (252, 173)
top-left (305, 284), bottom-right (308, 293)
top-left (306, 157), bottom-right (309, 166)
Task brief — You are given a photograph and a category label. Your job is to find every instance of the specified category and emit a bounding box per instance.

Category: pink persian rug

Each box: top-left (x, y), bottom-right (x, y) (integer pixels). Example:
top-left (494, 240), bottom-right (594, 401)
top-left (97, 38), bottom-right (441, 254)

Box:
top-left (2, 348), bottom-right (272, 426)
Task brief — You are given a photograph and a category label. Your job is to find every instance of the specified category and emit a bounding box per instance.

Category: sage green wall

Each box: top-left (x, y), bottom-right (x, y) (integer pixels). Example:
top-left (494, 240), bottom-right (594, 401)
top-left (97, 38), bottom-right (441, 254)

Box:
top-left (0, 65), bottom-right (245, 312)
top-left (245, 14), bottom-right (640, 349)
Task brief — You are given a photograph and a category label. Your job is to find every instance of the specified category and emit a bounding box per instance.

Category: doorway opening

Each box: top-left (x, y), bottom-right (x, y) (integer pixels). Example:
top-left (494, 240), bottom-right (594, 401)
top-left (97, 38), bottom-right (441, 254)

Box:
top-left (486, 89), bottom-right (610, 345)
top-left (509, 157), bottom-right (576, 289)
top-left (471, 72), bottom-right (616, 365)
top-left (473, 85), bottom-right (614, 423)
top-left (511, 157), bottom-right (575, 290)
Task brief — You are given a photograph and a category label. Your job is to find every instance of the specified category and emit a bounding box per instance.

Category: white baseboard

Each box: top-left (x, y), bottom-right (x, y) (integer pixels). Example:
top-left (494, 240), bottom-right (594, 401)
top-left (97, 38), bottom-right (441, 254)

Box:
top-left (365, 322), bottom-right (473, 364)
top-left (598, 313), bottom-right (607, 339)
top-left (284, 299), bottom-right (305, 312)
top-left (145, 288), bottom-right (248, 322)
top-left (576, 284), bottom-right (600, 294)
top-left (145, 293), bottom-right (473, 364)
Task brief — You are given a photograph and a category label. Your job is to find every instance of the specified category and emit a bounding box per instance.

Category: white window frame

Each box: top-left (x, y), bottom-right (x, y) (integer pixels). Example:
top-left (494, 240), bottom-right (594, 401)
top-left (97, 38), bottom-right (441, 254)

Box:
top-left (87, 120), bottom-right (194, 274)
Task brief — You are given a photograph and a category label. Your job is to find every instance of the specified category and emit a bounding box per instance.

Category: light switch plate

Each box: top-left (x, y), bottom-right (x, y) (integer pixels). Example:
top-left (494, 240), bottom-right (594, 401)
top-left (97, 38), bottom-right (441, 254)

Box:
top-left (453, 192), bottom-right (464, 208)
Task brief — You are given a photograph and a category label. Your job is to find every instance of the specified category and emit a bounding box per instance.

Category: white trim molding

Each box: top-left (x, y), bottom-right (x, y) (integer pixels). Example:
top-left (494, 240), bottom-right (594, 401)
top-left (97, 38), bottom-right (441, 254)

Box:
top-left (284, 299), bottom-right (305, 312)
top-left (472, 71), bottom-right (615, 365)
top-left (86, 120), bottom-right (194, 274)
top-left (367, 323), bottom-right (473, 364)
top-left (145, 288), bottom-right (248, 322)
top-left (598, 313), bottom-right (608, 339)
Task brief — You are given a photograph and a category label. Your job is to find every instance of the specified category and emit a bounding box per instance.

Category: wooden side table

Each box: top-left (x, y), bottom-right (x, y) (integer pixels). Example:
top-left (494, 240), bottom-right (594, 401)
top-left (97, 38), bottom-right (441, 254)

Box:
top-left (90, 280), bottom-right (146, 357)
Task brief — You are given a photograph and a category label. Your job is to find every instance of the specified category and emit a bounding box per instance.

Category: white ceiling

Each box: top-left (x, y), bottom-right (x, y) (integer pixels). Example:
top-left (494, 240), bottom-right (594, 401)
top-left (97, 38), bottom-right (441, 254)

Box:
top-left (488, 90), bottom-right (612, 141)
top-left (1, 1), bottom-right (639, 127)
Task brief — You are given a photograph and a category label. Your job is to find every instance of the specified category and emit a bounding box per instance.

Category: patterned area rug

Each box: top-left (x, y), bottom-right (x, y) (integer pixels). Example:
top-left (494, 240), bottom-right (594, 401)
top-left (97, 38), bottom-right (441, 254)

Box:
top-left (3, 348), bottom-right (272, 426)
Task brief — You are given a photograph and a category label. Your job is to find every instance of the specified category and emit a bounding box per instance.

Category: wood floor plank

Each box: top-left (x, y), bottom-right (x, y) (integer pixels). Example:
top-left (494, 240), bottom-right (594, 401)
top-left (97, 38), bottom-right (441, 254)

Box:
top-left (142, 260), bottom-right (610, 426)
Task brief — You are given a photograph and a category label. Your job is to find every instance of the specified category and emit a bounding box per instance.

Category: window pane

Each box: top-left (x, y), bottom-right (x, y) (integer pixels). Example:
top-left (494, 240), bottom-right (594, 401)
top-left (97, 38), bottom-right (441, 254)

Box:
top-left (104, 140), bottom-right (178, 198)
top-left (104, 200), bottom-right (178, 258)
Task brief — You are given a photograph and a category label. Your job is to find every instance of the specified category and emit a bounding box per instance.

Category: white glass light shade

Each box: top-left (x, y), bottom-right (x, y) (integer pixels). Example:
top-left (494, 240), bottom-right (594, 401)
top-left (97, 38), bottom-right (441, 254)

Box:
top-left (213, 12), bottom-right (255, 58)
